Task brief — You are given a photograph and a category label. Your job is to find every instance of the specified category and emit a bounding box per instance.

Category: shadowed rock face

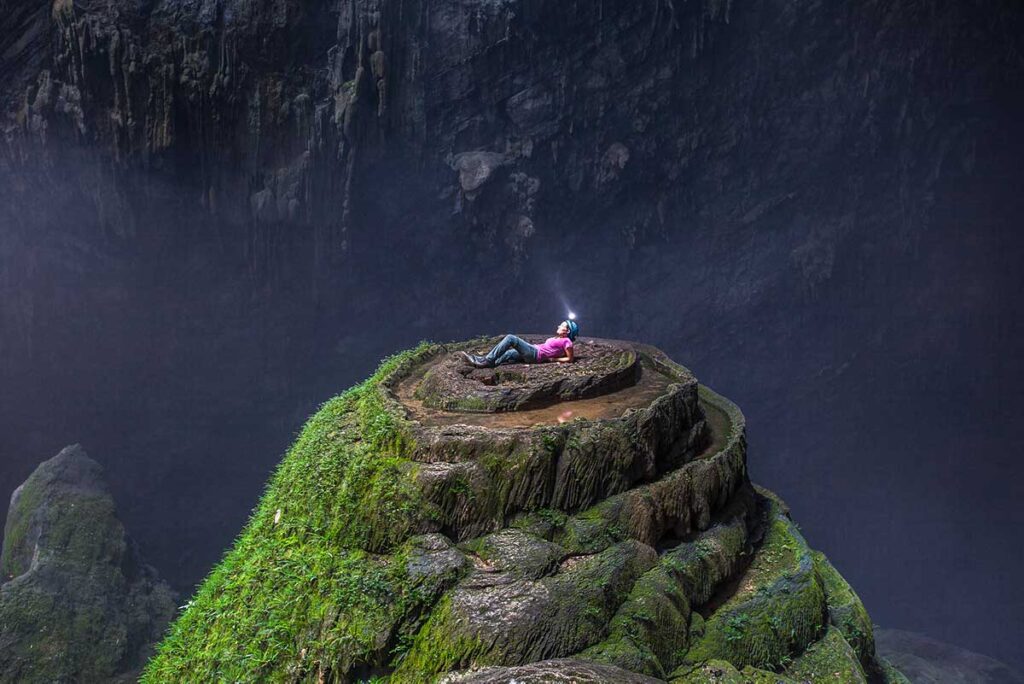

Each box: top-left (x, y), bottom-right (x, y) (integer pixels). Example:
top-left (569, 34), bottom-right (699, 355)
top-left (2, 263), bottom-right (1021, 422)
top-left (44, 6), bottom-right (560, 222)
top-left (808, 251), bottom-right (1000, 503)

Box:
top-left (142, 341), bottom-right (909, 683)
top-left (0, 445), bottom-right (176, 684)
top-left (875, 629), bottom-right (1024, 684)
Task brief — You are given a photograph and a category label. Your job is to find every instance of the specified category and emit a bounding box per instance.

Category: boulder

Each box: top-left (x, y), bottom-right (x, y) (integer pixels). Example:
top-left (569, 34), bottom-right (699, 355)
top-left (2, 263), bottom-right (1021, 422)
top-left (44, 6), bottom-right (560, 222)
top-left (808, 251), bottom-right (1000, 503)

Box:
top-left (0, 445), bottom-right (176, 684)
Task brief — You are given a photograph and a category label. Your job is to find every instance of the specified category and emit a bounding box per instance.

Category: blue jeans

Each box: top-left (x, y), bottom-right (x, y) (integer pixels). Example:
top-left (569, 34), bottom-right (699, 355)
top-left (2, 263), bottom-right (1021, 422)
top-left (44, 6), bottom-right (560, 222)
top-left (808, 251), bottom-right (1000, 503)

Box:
top-left (486, 334), bottom-right (538, 366)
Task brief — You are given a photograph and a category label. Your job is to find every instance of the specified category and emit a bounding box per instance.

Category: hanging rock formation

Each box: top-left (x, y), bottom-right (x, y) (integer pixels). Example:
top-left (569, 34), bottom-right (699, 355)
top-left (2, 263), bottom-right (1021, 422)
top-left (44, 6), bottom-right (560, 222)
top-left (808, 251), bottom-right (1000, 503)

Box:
top-left (144, 338), bottom-right (907, 682)
top-left (0, 444), bottom-right (176, 684)
top-left (3, 0), bottom-right (1020, 285)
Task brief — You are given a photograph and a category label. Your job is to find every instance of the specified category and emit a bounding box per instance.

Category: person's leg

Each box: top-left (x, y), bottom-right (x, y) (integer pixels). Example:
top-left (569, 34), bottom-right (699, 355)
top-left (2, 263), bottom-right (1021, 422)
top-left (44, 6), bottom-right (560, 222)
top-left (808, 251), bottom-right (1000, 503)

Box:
top-left (511, 335), bottom-right (539, 362)
top-left (494, 349), bottom-right (523, 366)
top-left (485, 334), bottom-right (517, 364)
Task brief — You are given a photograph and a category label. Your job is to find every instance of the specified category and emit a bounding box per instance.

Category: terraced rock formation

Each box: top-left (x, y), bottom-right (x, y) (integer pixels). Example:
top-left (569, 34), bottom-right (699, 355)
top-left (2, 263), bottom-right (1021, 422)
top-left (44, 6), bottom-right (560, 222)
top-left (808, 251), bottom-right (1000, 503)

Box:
top-left (414, 338), bottom-right (641, 414)
top-left (144, 338), bottom-right (907, 683)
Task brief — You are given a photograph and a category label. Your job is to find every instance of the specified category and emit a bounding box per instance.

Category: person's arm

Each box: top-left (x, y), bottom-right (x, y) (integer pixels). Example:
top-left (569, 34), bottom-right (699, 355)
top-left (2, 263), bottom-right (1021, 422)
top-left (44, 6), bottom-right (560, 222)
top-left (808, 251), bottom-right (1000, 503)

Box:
top-left (556, 345), bottom-right (575, 363)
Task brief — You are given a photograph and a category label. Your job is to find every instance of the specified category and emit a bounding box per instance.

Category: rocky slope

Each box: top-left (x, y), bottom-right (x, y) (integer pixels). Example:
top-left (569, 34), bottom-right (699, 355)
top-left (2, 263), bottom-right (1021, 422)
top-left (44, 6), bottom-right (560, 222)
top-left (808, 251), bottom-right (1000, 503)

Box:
top-left (0, 444), bottom-right (176, 683)
top-left (145, 339), bottom-right (906, 682)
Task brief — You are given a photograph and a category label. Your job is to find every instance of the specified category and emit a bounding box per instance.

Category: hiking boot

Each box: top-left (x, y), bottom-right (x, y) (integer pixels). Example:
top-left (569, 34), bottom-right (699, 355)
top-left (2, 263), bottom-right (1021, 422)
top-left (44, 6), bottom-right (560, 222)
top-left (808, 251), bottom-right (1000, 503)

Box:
top-left (460, 351), bottom-right (493, 368)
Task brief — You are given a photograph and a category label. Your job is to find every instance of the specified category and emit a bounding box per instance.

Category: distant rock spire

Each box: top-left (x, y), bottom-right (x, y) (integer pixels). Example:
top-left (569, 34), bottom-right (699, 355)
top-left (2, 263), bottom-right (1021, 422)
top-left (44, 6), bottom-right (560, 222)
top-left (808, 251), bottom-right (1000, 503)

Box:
top-left (0, 444), bottom-right (177, 684)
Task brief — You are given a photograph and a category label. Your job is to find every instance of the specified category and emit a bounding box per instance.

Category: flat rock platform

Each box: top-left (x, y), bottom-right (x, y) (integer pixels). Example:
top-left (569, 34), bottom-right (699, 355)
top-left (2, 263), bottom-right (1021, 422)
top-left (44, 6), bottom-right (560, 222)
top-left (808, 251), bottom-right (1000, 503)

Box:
top-left (412, 336), bottom-right (641, 414)
top-left (393, 337), bottom-right (704, 430)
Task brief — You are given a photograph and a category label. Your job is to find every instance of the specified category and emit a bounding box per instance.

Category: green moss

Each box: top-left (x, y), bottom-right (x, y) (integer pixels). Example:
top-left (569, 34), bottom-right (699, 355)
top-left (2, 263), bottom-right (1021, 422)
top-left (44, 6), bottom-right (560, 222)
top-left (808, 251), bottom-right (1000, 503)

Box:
top-left (669, 659), bottom-right (797, 683)
top-left (581, 505), bottom-right (750, 677)
top-left (878, 658), bottom-right (912, 684)
top-left (1, 478), bottom-right (44, 578)
top-left (3, 465), bottom-right (127, 579)
top-left (48, 494), bottom-right (125, 567)
top-left (0, 562), bottom-right (132, 681)
top-left (684, 500), bottom-right (826, 671)
top-left (390, 594), bottom-right (491, 681)
top-left (555, 507), bottom-right (621, 554)
top-left (784, 625), bottom-right (867, 683)
top-left (143, 344), bottom-right (449, 682)
top-left (451, 395), bottom-right (492, 413)
top-left (582, 637), bottom-right (659, 677)
top-left (738, 665), bottom-right (798, 683)
top-left (812, 551), bottom-right (874, 666)
top-left (581, 566), bottom-right (689, 677)
top-left (396, 541), bottom-right (656, 680)
top-left (666, 513), bottom-right (749, 607)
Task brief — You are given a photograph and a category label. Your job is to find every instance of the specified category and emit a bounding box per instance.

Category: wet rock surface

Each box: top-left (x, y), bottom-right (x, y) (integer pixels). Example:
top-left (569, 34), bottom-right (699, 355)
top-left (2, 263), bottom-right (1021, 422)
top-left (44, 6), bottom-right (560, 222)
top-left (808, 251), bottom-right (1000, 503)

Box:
top-left (440, 658), bottom-right (664, 683)
top-left (0, 445), bottom-right (176, 684)
top-left (387, 341), bottom-right (713, 540)
top-left (415, 337), bottom-right (641, 413)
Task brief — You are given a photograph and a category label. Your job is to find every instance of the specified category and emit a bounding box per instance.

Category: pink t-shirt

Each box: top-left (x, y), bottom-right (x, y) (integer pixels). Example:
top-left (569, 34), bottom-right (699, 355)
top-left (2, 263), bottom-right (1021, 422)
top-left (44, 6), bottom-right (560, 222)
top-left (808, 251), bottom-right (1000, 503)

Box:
top-left (535, 336), bottom-right (573, 361)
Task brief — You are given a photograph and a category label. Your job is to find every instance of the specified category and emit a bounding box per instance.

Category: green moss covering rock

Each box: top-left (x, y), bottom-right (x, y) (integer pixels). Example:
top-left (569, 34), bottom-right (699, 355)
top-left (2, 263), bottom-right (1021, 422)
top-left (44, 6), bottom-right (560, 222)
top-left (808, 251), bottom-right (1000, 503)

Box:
top-left (458, 528), bottom-right (565, 580)
top-left (0, 445), bottom-right (176, 683)
top-left (145, 347), bottom-right (458, 682)
top-left (784, 625), bottom-right (867, 683)
top-left (442, 657), bottom-right (663, 682)
top-left (812, 551), bottom-right (874, 666)
top-left (580, 493), bottom-right (757, 678)
top-left (684, 499), bottom-right (826, 671)
top-left (395, 539), bottom-right (658, 679)
top-left (143, 339), bottom-right (905, 683)
top-left (670, 659), bottom-right (797, 683)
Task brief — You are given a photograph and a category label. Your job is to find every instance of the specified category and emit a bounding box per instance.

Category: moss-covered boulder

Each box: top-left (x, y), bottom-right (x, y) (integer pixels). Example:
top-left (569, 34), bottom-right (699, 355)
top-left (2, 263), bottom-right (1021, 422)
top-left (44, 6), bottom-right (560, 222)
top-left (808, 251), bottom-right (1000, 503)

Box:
top-left (0, 445), bottom-right (176, 683)
top-left (144, 339), bottom-right (907, 683)
top-left (784, 625), bottom-right (867, 683)
top-left (683, 499), bottom-right (827, 670)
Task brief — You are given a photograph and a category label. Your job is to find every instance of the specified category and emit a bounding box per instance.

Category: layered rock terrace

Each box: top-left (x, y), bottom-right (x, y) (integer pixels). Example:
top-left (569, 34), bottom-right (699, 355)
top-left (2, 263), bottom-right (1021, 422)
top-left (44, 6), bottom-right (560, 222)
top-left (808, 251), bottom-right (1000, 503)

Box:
top-left (144, 339), bottom-right (906, 683)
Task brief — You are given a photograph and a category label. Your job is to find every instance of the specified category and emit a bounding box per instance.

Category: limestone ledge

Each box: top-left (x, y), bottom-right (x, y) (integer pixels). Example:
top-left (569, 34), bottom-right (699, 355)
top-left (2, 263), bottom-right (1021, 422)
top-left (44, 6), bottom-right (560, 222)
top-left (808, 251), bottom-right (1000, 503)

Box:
top-left (376, 340), bottom-right (721, 542)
